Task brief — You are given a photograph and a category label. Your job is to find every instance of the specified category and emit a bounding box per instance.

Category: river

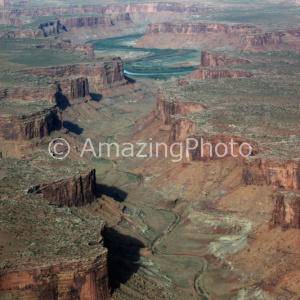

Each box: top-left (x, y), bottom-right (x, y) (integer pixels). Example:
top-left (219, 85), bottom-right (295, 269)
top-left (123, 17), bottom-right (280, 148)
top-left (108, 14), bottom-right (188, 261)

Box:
top-left (92, 34), bottom-right (199, 78)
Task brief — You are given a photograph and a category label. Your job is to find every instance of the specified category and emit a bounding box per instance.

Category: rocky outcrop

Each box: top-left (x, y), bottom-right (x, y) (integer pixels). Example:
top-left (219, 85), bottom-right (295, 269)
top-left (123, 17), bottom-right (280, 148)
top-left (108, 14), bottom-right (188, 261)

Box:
top-left (104, 2), bottom-right (205, 14)
top-left (29, 168), bottom-right (96, 207)
top-left (34, 14), bottom-right (132, 38)
top-left (188, 68), bottom-right (253, 80)
top-left (177, 77), bottom-right (190, 86)
top-left (286, 28), bottom-right (300, 37)
top-left (0, 14), bottom-right (23, 25)
top-left (156, 89), bottom-right (206, 125)
top-left (0, 5), bottom-right (104, 19)
top-left (75, 44), bottom-right (95, 57)
top-left (201, 51), bottom-right (250, 67)
top-left (36, 41), bottom-right (95, 57)
top-left (38, 20), bottom-right (66, 37)
top-left (137, 23), bottom-right (256, 50)
top-left (0, 86), bottom-right (57, 103)
top-left (243, 158), bottom-right (300, 191)
top-left (0, 13), bottom-right (134, 41)
top-left (145, 23), bottom-right (256, 35)
top-left (0, 223), bottom-right (111, 299)
top-left (241, 32), bottom-right (284, 51)
top-left (63, 13), bottom-right (131, 28)
top-left (271, 194), bottom-right (300, 229)
top-left (0, 106), bottom-right (62, 141)
top-left (23, 59), bottom-right (126, 93)
top-left (56, 77), bottom-right (90, 101)
top-left (0, 2), bottom-right (205, 18)
top-left (187, 135), bottom-right (260, 161)
top-left (169, 116), bottom-right (197, 143)
top-left (137, 22), bottom-right (298, 51)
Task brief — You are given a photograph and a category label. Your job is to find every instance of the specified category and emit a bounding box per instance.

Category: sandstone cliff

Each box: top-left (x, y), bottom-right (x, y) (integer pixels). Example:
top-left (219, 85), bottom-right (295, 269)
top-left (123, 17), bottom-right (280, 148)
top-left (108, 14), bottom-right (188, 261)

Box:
top-left (243, 158), bottom-right (300, 191)
top-left (145, 23), bottom-right (255, 35)
top-left (63, 13), bottom-right (131, 28)
top-left (28, 168), bottom-right (97, 207)
top-left (271, 194), bottom-right (300, 229)
top-left (241, 32), bottom-right (284, 51)
top-left (36, 41), bottom-right (95, 57)
top-left (104, 2), bottom-right (203, 14)
top-left (0, 85), bottom-right (57, 103)
top-left (0, 13), bottom-right (134, 41)
top-left (137, 22), bottom-right (298, 51)
top-left (0, 222), bottom-right (111, 300)
top-left (0, 105), bottom-right (62, 141)
top-left (169, 116), bottom-right (197, 143)
top-left (201, 51), bottom-right (250, 67)
top-left (36, 14), bottom-right (132, 38)
top-left (56, 77), bottom-right (90, 101)
top-left (188, 68), bottom-right (253, 80)
top-left (156, 89), bottom-right (206, 125)
top-left (23, 59), bottom-right (126, 94)
top-left (0, 14), bottom-right (23, 25)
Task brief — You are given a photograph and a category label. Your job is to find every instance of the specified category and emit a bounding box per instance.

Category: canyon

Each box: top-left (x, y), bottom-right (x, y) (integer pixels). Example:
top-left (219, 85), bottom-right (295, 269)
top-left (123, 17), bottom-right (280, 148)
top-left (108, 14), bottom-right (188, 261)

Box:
top-left (0, 1), bottom-right (300, 299)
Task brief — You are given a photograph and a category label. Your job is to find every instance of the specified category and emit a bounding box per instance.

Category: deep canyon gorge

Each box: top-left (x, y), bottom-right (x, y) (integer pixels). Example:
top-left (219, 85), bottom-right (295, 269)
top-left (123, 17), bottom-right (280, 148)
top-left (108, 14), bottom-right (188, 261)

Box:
top-left (0, 0), bottom-right (299, 299)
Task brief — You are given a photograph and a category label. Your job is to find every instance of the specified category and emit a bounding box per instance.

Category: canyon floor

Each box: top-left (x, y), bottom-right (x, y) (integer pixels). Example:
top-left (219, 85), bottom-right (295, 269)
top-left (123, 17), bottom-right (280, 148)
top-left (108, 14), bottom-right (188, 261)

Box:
top-left (0, 0), bottom-right (299, 299)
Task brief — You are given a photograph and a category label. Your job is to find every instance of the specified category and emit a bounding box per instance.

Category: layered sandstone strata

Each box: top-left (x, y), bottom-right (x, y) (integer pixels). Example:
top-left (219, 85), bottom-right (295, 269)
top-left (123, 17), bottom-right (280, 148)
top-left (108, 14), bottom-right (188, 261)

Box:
top-left (0, 85), bottom-right (57, 103)
top-left (0, 222), bottom-right (111, 300)
top-left (271, 194), bottom-right (300, 229)
top-left (0, 16), bottom-right (23, 25)
top-left (243, 158), bottom-right (300, 191)
top-left (36, 42), bottom-right (95, 57)
top-left (62, 13), bottom-right (131, 28)
top-left (200, 51), bottom-right (250, 67)
top-left (56, 77), bottom-right (90, 101)
top-left (169, 116), bottom-right (197, 142)
top-left (0, 105), bottom-right (62, 141)
top-left (145, 23), bottom-right (256, 35)
top-left (37, 14), bottom-right (132, 37)
top-left (155, 89), bottom-right (206, 125)
top-left (0, 2), bottom-right (204, 18)
top-left (104, 2), bottom-right (204, 14)
top-left (29, 168), bottom-right (96, 207)
top-left (137, 22), bottom-right (298, 51)
top-left (188, 68), bottom-right (253, 80)
top-left (241, 32), bottom-right (284, 51)
top-left (23, 59), bottom-right (126, 93)
top-left (0, 4), bottom-right (104, 17)
top-left (0, 13), bottom-right (134, 41)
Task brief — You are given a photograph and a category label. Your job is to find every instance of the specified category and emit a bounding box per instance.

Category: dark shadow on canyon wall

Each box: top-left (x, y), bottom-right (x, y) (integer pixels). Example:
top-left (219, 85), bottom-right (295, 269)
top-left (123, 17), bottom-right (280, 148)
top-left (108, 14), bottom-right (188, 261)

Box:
top-left (55, 91), bottom-right (70, 110)
top-left (63, 121), bottom-right (83, 135)
top-left (96, 183), bottom-right (128, 202)
top-left (124, 75), bottom-right (136, 84)
top-left (90, 92), bottom-right (102, 102)
top-left (103, 227), bottom-right (144, 292)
